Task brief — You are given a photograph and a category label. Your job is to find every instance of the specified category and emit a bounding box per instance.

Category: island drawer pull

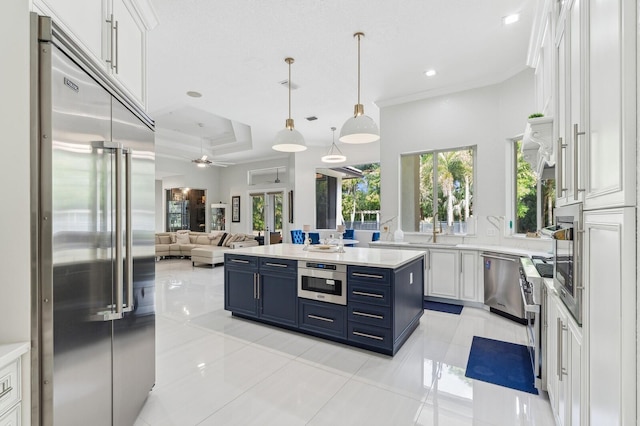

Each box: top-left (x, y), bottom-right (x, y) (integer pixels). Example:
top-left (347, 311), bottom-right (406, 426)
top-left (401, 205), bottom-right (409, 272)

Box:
top-left (265, 262), bottom-right (288, 268)
top-left (352, 291), bottom-right (383, 298)
top-left (231, 259), bottom-right (249, 264)
top-left (352, 272), bottom-right (384, 280)
top-left (353, 331), bottom-right (384, 341)
top-left (308, 314), bottom-right (334, 323)
top-left (353, 311), bottom-right (384, 320)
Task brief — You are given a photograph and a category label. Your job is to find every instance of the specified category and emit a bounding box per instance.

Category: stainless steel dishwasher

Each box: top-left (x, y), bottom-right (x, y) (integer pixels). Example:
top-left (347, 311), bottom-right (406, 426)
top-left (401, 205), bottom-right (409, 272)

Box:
top-left (481, 252), bottom-right (525, 324)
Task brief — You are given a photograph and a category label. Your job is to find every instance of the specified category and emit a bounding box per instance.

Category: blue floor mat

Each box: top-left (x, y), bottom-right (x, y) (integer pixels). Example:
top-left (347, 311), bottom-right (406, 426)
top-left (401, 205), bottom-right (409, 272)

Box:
top-left (465, 336), bottom-right (538, 395)
top-left (423, 300), bottom-right (463, 315)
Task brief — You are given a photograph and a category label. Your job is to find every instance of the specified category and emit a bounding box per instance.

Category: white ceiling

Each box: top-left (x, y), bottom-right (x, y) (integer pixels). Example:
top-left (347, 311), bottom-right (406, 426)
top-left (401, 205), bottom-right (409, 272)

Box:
top-left (147, 0), bottom-right (536, 165)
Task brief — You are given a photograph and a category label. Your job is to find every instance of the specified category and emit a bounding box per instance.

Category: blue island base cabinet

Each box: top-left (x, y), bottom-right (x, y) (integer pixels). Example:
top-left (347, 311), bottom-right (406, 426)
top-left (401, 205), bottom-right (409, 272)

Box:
top-left (224, 252), bottom-right (424, 356)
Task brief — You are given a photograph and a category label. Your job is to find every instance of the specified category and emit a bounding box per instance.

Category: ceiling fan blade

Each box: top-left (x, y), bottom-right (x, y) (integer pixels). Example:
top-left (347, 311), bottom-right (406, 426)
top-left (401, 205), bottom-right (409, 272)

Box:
top-left (201, 154), bottom-right (208, 161)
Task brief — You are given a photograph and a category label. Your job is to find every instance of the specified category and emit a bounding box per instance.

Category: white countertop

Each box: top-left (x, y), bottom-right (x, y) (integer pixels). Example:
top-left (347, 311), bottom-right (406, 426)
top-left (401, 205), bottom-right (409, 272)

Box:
top-left (231, 243), bottom-right (426, 269)
top-left (369, 240), bottom-right (552, 259)
top-left (0, 341), bottom-right (29, 367)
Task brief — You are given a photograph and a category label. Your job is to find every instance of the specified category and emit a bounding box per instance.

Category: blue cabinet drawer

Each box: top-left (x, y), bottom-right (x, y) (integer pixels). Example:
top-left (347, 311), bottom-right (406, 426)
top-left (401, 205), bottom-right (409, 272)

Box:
top-left (348, 283), bottom-right (391, 307)
top-left (225, 254), bottom-right (258, 269)
top-left (299, 299), bottom-right (346, 339)
top-left (348, 303), bottom-right (391, 329)
top-left (348, 266), bottom-right (390, 285)
top-left (259, 257), bottom-right (297, 274)
top-left (348, 322), bottom-right (391, 350)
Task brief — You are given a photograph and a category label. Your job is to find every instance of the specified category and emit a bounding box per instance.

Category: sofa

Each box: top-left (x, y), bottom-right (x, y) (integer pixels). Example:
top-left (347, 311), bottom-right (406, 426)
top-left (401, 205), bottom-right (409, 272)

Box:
top-left (155, 230), bottom-right (259, 266)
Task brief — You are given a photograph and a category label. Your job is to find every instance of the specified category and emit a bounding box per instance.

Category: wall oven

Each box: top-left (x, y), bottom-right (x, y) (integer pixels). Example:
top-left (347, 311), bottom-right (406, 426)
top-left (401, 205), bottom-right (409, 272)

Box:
top-left (552, 203), bottom-right (583, 325)
top-left (298, 261), bottom-right (347, 305)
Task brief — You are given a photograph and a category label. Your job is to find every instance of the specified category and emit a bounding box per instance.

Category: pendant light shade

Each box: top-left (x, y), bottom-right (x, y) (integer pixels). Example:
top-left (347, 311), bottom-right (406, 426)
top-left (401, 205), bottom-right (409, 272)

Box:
top-left (321, 127), bottom-right (346, 163)
top-left (339, 32), bottom-right (380, 144)
top-left (272, 58), bottom-right (307, 152)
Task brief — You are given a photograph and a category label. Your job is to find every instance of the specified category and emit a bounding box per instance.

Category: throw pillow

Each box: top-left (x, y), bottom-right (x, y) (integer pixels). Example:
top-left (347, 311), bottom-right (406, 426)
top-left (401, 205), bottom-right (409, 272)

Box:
top-left (217, 232), bottom-right (228, 247)
top-left (176, 232), bottom-right (190, 244)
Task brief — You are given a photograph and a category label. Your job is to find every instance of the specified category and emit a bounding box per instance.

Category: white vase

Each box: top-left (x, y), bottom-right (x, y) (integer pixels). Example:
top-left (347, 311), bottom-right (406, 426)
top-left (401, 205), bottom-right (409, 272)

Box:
top-left (393, 229), bottom-right (404, 242)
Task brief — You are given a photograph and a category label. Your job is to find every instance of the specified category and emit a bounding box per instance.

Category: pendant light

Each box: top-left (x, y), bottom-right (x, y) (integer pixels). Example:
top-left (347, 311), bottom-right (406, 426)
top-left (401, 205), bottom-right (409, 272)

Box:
top-left (339, 32), bottom-right (380, 144)
top-left (321, 127), bottom-right (346, 163)
top-left (272, 57), bottom-right (307, 152)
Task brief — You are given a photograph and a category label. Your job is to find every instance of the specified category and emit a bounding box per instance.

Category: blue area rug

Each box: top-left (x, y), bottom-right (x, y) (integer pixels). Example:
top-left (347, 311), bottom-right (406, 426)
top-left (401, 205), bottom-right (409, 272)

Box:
top-left (465, 336), bottom-right (538, 395)
top-left (423, 300), bottom-right (463, 315)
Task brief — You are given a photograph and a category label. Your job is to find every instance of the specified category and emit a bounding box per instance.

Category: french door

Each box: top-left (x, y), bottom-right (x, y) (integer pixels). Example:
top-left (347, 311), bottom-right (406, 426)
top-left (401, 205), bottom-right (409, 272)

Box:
top-left (250, 191), bottom-right (284, 244)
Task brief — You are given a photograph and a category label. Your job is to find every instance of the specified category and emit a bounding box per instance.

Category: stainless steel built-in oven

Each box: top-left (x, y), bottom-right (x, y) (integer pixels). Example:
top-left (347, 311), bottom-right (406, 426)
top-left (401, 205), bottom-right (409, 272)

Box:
top-left (552, 203), bottom-right (583, 325)
top-left (298, 261), bottom-right (347, 305)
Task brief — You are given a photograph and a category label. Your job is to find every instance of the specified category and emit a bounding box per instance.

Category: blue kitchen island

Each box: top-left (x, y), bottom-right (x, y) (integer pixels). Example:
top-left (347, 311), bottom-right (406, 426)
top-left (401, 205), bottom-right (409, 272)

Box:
top-left (224, 244), bottom-right (425, 355)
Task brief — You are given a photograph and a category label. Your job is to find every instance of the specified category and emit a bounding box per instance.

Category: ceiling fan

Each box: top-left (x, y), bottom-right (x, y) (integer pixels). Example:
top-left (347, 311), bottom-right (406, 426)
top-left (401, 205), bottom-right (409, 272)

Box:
top-left (192, 124), bottom-right (235, 167)
top-left (191, 154), bottom-right (234, 168)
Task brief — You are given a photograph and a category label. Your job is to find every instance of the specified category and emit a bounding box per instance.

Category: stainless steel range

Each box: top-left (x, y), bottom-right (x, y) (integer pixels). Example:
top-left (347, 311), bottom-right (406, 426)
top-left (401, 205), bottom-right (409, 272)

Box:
top-left (519, 257), bottom-right (548, 391)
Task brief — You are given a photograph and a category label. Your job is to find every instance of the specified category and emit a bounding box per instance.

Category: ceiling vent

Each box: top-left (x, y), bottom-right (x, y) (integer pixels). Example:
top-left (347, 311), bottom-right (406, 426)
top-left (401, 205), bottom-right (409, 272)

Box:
top-left (305, 116), bottom-right (318, 121)
top-left (278, 79), bottom-right (299, 90)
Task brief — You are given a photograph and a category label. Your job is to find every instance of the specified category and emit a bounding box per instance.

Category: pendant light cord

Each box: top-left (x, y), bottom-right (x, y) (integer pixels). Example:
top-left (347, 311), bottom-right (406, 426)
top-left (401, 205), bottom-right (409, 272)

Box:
top-left (288, 59), bottom-right (292, 120)
top-left (356, 33), bottom-right (361, 105)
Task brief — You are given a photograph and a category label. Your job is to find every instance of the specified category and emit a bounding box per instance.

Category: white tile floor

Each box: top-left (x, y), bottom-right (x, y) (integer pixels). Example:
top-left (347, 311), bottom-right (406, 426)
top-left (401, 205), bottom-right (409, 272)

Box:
top-left (135, 259), bottom-right (555, 426)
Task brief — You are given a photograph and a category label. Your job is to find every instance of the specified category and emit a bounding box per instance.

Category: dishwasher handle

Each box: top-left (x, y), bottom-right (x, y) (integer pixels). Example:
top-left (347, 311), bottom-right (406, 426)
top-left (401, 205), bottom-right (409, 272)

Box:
top-left (480, 253), bottom-right (520, 263)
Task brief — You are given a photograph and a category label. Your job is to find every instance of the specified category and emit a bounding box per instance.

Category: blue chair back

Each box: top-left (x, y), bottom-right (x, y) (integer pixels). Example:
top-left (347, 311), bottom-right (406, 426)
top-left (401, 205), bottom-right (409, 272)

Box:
top-left (308, 232), bottom-right (320, 244)
top-left (372, 232), bottom-right (380, 241)
top-left (290, 229), bottom-right (305, 244)
top-left (342, 229), bottom-right (355, 247)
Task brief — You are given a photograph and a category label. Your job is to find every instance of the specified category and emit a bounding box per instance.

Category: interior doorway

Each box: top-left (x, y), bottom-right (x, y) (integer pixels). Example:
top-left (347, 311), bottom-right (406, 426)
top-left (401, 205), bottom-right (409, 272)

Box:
top-left (166, 188), bottom-right (206, 232)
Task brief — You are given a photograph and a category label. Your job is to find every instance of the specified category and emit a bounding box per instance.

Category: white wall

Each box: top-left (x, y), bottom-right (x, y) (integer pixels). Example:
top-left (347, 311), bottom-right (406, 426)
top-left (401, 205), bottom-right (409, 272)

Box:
top-left (1, 2), bottom-right (31, 423)
top-left (0, 1), bottom-right (30, 343)
top-left (155, 156), bottom-right (221, 232)
top-left (219, 157), bottom-right (291, 236)
top-left (380, 68), bottom-right (551, 251)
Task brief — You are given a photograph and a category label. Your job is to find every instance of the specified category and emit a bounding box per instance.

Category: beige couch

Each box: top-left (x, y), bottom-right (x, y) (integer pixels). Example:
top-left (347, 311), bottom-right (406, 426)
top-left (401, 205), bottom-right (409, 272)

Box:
top-left (155, 231), bottom-right (258, 265)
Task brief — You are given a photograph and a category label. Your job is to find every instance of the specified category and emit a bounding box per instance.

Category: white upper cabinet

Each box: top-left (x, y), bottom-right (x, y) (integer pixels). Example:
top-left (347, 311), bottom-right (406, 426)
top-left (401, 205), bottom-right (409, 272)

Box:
top-left (32, 0), bottom-right (155, 108)
top-left (109, 0), bottom-right (146, 106)
top-left (584, 0), bottom-right (635, 209)
top-left (555, 0), bottom-right (585, 206)
top-left (32, 0), bottom-right (106, 65)
top-left (553, 0), bottom-right (636, 209)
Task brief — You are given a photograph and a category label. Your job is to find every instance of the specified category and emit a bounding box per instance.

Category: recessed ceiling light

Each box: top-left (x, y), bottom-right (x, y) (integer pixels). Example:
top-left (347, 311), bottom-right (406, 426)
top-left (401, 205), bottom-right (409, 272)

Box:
top-left (502, 14), bottom-right (520, 25)
top-left (186, 91), bottom-right (202, 98)
top-left (424, 69), bottom-right (437, 77)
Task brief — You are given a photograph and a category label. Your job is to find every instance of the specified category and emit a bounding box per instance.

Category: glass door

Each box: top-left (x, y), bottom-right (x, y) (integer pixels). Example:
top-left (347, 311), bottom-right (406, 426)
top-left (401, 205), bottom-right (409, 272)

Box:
top-left (250, 191), bottom-right (284, 244)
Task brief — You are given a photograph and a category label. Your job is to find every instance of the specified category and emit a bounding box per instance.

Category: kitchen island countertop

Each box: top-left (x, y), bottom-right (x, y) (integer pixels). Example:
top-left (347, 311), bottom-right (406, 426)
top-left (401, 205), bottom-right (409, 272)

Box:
top-left (230, 243), bottom-right (426, 269)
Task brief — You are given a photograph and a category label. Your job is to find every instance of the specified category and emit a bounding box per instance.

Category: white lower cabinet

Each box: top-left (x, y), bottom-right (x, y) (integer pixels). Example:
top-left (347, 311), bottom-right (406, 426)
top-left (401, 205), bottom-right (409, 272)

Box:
top-left (0, 404), bottom-right (20, 426)
top-left (427, 249), bottom-right (481, 303)
top-left (459, 250), bottom-right (479, 302)
top-left (428, 249), bottom-right (459, 299)
top-left (545, 284), bottom-right (582, 426)
top-left (583, 207), bottom-right (635, 425)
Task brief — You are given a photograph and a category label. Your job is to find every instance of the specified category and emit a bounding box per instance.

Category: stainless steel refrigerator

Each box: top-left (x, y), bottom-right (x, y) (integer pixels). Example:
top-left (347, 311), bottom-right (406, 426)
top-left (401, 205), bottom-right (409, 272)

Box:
top-left (30, 14), bottom-right (155, 426)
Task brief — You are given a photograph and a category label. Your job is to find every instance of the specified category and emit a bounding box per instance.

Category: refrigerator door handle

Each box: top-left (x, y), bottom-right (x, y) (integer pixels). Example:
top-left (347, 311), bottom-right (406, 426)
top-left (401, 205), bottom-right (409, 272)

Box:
top-left (114, 145), bottom-right (125, 319)
top-left (123, 148), bottom-right (134, 312)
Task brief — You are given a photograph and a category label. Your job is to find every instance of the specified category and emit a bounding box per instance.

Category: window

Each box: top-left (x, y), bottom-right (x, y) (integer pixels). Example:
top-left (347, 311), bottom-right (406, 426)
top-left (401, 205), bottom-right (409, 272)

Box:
top-left (400, 147), bottom-right (475, 234)
top-left (341, 163), bottom-right (380, 230)
top-left (513, 140), bottom-right (555, 233)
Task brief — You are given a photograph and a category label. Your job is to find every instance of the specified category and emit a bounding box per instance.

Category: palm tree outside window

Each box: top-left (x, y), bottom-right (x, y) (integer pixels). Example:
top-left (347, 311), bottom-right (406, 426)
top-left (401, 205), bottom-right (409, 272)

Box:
top-left (401, 147), bottom-right (475, 234)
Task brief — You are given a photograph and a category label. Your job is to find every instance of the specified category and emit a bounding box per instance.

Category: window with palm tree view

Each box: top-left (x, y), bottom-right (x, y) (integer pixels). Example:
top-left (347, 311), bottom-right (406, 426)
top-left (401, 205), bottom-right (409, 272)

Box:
top-left (401, 147), bottom-right (475, 234)
top-left (514, 140), bottom-right (555, 233)
top-left (342, 164), bottom-right (380, 230)
top-left (315, 164), bottom-right (381, 230)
